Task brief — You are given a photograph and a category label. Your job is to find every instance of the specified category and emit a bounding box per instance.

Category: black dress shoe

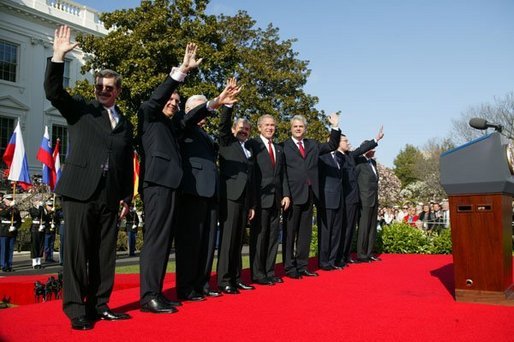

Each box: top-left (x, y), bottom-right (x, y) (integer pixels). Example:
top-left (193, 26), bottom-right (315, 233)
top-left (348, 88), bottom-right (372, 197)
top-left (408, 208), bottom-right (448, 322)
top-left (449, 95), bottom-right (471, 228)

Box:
top-left (203, 289), bottom-right (223, 297)
top-left (270, 276), bottom-right (283, 283)
top-left (235, 282), bottom-right (255, 290)
top-left (299, 270), bottom-right (319, 277)
top-left (370, 256), bottom-right (382, 262)
top-left (285, 273), bottom-right (302, 279)
top-left (141, 298), bottom-right (178, 314)
top-left (331, 265), bottom-right (343, 270)
top-left (71, 316), bottom-right (93, 330)
top-left (179, 292), bottom-right (206, 302)
top-left (97, 308), bottom-right (131, 321)
top-left (355, 258), bottom-right (371, 263)
top-left (253, 278), bottom-right (275, 286)
top-left (319, 266), bottom-right (333, 271)
top-left (158, 293), bottom-right (182, 307)
top-left (347, 259), bottom-right (357, 264)
top-left (220, 285), bottom-right (240, 294)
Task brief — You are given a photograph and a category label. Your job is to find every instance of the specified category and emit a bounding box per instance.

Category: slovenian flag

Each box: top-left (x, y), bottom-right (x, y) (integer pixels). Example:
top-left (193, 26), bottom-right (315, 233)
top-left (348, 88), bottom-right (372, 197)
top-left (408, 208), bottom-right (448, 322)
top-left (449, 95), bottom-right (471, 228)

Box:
top-left (36, 126), bottom-right (56, 190)
top-left (2, 121), bottom-right (32, 190)
top-left (53, 138), bottom-right (62, 185)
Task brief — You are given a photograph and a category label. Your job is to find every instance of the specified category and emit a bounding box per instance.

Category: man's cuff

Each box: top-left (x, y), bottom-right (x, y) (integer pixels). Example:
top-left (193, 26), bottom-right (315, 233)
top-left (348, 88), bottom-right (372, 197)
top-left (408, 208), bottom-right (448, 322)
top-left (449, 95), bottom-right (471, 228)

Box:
top-left (170, 67), bottom-right (187, 82)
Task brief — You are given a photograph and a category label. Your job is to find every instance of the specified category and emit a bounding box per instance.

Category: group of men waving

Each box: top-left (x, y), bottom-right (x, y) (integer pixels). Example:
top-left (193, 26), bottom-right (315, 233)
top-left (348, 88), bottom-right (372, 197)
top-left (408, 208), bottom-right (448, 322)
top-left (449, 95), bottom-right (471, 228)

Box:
top-left (44, 25), bottom-right (384, 331)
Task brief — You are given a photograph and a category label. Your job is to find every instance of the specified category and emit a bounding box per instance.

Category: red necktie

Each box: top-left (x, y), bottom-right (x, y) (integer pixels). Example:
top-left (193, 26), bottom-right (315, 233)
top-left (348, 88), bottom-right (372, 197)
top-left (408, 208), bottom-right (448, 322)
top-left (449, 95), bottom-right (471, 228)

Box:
top-left (297, 141), bottom-right (306, 159)
top-left (268, 140), bottom-right (276, 167)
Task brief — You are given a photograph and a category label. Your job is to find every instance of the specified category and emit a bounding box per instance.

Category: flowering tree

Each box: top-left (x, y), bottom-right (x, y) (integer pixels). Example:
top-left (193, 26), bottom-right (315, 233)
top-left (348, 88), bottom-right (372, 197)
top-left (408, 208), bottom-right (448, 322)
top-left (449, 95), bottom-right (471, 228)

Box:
top-left (378, 163), bottom-right (402, 207)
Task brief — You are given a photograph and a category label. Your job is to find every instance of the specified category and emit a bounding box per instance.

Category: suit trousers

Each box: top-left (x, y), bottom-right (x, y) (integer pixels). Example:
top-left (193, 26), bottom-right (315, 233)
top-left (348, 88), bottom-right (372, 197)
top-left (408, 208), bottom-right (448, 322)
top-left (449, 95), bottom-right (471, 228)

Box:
top-left (0, 236), bottom-right (16, 269)
top-left (336, 202), bottom-right (359, 265)
top-left (250, 205), bottom-right (280, 281)
top-left (357, 204), bottom-right (379, 259)
top-left (176, 194), bottom-right (218, 297)
top-left (283, 189), bottom-right (314, 275)
top-left (217, 197), bottom-right (247, 287)
top-left (62, 178), bottom-right (118, 320)
top-left (140, 185), bottom-right (177, 304)
top-left (317, 205), bottom-right (343, 268)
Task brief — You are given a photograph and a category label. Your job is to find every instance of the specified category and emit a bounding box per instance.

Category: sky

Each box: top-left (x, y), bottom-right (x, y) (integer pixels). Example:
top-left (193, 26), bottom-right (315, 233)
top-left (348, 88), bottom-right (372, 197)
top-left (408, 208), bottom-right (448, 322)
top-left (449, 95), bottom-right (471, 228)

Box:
top-left (79, 0), bottom-right (514, 167)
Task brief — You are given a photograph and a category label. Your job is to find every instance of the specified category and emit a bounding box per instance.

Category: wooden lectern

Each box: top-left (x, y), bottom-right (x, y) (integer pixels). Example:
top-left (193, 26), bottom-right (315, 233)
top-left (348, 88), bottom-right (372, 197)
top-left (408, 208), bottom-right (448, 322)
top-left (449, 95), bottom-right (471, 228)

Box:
top-left (440, 132), bottom-right (514, 305)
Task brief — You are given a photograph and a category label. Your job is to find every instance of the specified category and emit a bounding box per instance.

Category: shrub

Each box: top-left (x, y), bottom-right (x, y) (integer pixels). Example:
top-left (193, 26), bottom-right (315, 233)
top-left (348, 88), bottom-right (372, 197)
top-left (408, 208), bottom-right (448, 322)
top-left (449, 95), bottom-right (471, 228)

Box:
top-left (379, 222), bottom-right (452, 254)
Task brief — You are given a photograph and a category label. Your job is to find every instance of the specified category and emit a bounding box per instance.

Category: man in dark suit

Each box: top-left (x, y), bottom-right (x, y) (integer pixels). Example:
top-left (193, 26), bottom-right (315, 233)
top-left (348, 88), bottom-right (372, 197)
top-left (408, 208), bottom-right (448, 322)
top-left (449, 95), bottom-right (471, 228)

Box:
top-left (317, 147), bottom-right (345, 271)
top-left (217, 80), bottom-right (256, 294)
top-left (355, 149), bottom-right (381, 262)
top-left (44, 25), bottom-right (133, 330)
top-left (246, 115), bottom-right (290, 285)
top-left (335, 127), bottom-right (383, 267)
top-left (175, 95), bottom-right (223, 301)
top-left (282, 113), bottom-right (340, 278)
top-left (138, 50), bottom-right (240, 312)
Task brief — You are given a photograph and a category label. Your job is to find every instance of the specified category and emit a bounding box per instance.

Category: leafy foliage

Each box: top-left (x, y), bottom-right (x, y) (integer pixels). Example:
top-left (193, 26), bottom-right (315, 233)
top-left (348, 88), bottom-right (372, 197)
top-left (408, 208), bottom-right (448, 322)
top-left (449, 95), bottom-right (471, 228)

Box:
top-left (393, 144), bottom-right (423, 188)
top-left (378, 222), bottom-right (452, 254)
top-left (74, 0), bottom-right (331, 142)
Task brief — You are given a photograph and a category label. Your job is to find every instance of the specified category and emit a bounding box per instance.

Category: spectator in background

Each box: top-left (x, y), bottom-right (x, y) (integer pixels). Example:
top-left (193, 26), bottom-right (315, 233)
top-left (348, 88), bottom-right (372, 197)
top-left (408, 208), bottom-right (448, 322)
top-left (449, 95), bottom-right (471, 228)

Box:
top-left (403, 206), bottom-right (419, 228)
top-left (418, 204), bottom-right (435, 231)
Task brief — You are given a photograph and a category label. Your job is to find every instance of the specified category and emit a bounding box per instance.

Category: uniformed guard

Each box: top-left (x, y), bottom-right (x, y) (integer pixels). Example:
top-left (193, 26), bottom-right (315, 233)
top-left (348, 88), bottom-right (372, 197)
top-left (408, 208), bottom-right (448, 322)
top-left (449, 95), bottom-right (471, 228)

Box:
top-left (29, 200), bottom-right (50, 269)
top-left (125, 207), bottom-right (139, 257)
top-left (44, 201), bottom-right (57, 263)
top-left (0, 194), bottom-right (22, 272)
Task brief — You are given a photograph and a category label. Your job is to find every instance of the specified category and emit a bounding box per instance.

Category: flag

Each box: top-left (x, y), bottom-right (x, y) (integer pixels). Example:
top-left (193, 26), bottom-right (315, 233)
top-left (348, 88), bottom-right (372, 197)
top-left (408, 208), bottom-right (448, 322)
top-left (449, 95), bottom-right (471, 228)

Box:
top-left (36, 126), bottom-right (56, 190)
top-left (2, 121), bottom-right (31, 190)
top-left (53, 138), bottom-right (62, 185)
top-left (133, 150), bottom-right (140, 197)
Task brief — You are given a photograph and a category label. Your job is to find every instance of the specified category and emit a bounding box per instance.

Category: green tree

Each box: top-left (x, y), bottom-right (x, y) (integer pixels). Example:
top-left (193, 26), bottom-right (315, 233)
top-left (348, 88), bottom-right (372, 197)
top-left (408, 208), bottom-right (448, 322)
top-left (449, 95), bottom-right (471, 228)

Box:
top-left (73, 0), bottom-right (330, 141)
top-left (393, 144), bottom-right (423, 188)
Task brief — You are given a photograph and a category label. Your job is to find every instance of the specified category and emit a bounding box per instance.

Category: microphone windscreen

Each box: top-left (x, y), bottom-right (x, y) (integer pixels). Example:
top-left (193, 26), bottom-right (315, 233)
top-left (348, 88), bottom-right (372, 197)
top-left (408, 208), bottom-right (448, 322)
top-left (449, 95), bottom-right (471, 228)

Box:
top-left (469, 118), bottom-right (488, 130)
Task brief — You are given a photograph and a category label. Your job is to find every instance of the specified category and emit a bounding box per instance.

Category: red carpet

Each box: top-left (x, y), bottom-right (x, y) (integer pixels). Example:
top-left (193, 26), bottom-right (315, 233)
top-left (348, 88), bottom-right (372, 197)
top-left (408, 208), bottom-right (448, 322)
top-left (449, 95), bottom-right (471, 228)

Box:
top-left (0, 254), bottom-right (513, 341)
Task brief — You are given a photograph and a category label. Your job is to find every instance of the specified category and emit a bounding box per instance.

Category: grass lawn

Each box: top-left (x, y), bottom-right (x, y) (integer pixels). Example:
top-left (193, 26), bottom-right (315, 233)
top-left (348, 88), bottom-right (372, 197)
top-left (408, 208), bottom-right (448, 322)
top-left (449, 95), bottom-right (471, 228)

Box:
top-left (115, 254), bottom-right (286, 274)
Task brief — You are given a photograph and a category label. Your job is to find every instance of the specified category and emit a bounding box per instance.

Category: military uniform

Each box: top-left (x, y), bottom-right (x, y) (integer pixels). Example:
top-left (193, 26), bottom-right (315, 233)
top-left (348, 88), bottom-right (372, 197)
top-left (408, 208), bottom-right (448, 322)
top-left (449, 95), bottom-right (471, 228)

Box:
top-left (124, 209), bottom-right (139, 256)
top-left (29, 204), bottom-right (51, 269)
top-left (0, 196), bottom-right (21, 272)
top-left (44, 202), bottom-right (57, 262)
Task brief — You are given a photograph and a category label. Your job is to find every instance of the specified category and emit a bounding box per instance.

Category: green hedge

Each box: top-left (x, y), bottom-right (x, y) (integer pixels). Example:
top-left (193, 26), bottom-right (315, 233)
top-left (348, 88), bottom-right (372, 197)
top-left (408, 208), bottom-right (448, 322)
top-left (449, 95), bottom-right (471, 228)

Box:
top-left (310, 222), bottom-right (453, 255)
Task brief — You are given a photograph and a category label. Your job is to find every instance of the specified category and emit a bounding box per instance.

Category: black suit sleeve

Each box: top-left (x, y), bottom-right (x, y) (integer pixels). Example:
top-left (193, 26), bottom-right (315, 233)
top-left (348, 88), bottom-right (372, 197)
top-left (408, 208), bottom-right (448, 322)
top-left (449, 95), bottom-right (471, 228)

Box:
top-left (140, 76), bottom-right (182, 122)
top-left (218, 106), bottom-right (235, 147)
top-left (44, 60), bottom-right (86, 123)
top-left (351, 140), bottom-right (378, 159)
top-left (319, 129), bottom-right (341, 155)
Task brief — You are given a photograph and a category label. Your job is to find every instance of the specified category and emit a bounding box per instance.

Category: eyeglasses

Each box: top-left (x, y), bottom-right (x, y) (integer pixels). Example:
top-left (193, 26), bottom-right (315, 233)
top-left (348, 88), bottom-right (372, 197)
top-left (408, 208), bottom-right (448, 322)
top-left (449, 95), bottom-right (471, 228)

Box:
top-left (95, 84), bottom-right (116, 93)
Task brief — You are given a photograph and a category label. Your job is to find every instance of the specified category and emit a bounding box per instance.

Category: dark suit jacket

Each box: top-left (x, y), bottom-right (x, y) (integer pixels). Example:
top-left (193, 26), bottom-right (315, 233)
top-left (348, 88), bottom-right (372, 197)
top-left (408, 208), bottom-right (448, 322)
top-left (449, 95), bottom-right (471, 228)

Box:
top-left (245, 137), bottom-right (290, 209)
top-left (218, 107), bottom-right (254, 205)
top-left (137, 76), bottom-right (211, 190)
top-left (339, 140), bottom-right (378, 205)
top-left (282, 129), bottom-right (340, 205)
top-left (318, 152), bottom-right (344, 210)
top-left (179, 123), bottom-right (219, 199)
top-left (355, 157), bottom-right (379, 207)
top-left (44, 61), bottom-right (133, 208)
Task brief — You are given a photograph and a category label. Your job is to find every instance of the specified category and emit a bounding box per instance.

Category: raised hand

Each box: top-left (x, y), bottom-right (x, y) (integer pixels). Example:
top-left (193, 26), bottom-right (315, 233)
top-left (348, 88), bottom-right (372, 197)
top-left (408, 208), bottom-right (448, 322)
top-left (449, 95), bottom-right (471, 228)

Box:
top-left (376, 125), bottom-right (384, 141)
top-left (217, 77), bottom-right (242, 106)
top-left (328, 112), bottom-right (339, 129)
top-left (52, 25), bottom-right (79, 62)
top-left (180, 43), bottom-right (203, 73)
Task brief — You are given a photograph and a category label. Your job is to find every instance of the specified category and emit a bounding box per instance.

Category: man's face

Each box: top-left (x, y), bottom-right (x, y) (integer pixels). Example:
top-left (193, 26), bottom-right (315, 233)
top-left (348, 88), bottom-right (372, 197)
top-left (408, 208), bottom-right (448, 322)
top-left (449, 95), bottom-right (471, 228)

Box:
top-left (339, 136), bottom-right (350, 152)
top-left (95, 77), bottom-right (120, 108)
top-left (163, 92), bottom-right (181, 118)
top-left (434, 203), bottom-right (441, 211)
top-left (232, 121), bottom-right (251, 142)
top-left (290, 119), bottom-right (305, 140)
top-left (365, 149), bottom-right (376, 158)
top-left (258, 117), bottom-right (276, 140)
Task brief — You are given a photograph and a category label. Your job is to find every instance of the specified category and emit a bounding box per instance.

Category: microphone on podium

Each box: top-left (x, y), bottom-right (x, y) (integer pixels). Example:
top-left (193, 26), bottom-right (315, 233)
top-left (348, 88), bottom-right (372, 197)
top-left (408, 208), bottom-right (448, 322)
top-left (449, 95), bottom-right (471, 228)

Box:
top-left (469, 118), bottom-right (503, 133)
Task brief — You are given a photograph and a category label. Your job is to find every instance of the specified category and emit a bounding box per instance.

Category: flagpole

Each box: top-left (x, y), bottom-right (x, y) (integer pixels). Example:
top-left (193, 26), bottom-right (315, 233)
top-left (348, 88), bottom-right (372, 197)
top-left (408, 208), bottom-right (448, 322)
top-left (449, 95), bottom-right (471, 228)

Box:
top-left (10, 182), bottom-right (16, 225)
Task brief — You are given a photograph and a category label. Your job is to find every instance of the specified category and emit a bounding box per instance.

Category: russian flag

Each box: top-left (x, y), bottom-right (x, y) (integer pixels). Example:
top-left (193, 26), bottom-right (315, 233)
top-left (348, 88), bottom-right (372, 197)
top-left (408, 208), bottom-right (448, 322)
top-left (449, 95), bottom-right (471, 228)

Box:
top-left (53, 138), bottom-right (62, 186)
top-left (2, 121), bottom-right (32, 190)
top-left (36, 126), bottom-right (56, 190)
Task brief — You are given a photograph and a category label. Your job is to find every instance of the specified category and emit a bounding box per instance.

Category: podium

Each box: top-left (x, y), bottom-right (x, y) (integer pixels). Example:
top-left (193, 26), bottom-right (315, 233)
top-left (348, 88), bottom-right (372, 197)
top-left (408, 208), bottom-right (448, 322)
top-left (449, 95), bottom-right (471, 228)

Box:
top-left (440, 132), bottom-right (514, 305)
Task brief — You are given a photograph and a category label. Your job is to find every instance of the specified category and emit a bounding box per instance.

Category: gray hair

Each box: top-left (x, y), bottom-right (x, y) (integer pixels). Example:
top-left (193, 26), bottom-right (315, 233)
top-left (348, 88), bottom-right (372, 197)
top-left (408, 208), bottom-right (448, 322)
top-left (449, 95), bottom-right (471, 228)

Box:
top-left (232, 117), bottom-right (251, 129)
top-left (185, 95), bottom-right (208, 113)
top-left (257, 114), bottom-right (276, 127)
top-left (290, 114), bottom-right (307, 127)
